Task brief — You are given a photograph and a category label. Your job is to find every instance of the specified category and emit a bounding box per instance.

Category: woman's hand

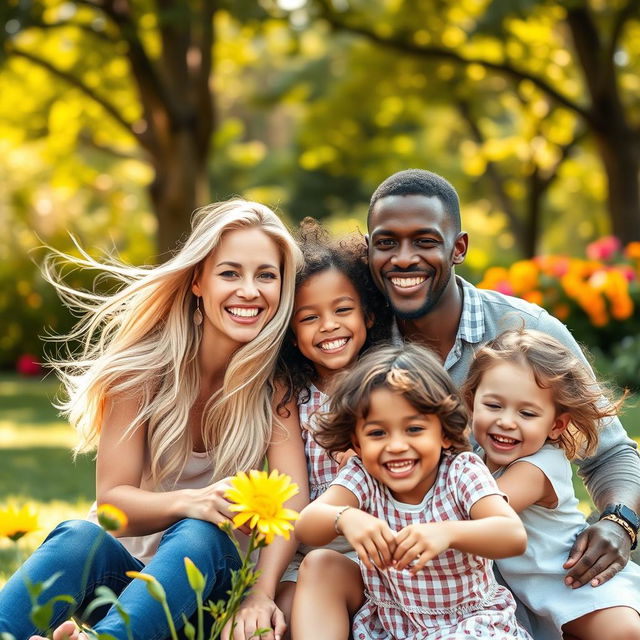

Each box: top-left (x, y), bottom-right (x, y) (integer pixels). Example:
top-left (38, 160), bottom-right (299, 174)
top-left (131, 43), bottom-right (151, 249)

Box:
top-left (563, 519), bottom-right (631, 588)
top-left (393, 522), bottom-right (451, 574)
top-left (338, 508), bottom-right (396, 570)
top-left (182, 477), bottom-right (249, 531)
top-left (221, 589), bottom-right (286, 640)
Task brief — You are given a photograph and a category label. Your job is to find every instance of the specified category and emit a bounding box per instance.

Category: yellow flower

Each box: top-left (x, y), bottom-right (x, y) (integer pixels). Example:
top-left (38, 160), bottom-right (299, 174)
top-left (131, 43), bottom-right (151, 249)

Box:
top-left (225, 469), bottom-right (300, 545)
top-left (126, 571), bottom-right (167, 602)
top-left (0, 504), bottom-right (39, 541)
top-left (97, 504), bottom-right (128, 532)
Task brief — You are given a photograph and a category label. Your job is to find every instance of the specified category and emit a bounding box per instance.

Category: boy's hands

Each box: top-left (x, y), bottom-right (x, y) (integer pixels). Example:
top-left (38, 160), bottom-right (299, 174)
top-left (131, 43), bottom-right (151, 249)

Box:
top-left (394, 523), bottom-right (451, 574)
top-left (338, 508), bottom-right (397, 570)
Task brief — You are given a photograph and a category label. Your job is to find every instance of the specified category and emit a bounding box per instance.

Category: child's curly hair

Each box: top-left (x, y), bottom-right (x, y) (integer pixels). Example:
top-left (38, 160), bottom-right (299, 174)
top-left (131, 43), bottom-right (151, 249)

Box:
top-left (462, 329), bottom-right (623, 459)
top-left (276, 218), bottom-right (391, 416)
top-left (314, 342), bottom-right (471, 455)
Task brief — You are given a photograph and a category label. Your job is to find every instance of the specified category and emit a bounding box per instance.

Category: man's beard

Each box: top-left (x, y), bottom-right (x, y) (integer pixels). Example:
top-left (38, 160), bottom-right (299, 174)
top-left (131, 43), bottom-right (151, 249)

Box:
top-left (389, 271), bottom-right (451, 320)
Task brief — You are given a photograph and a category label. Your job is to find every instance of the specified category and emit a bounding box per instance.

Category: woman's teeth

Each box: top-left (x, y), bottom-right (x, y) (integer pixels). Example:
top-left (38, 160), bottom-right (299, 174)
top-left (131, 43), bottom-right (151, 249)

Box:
top-left (227, 307), bottom-right (259, 317)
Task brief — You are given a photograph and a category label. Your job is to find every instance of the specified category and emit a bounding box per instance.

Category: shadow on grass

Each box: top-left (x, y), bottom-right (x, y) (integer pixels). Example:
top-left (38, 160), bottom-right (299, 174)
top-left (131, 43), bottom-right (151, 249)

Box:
top-left (0, 448), bottom-right (94, 503)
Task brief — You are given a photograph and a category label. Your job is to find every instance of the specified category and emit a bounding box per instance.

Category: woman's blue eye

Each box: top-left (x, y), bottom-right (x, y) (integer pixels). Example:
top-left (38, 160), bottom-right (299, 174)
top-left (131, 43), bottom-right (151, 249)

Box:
top-left (220, 270), bottom-right (238, 277)
top-left (259, 272), bottom-right (278, 280)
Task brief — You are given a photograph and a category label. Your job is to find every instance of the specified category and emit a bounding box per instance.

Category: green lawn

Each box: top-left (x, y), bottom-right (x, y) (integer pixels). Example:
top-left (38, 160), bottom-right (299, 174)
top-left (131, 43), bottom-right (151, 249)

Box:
top-left (0, 374), bottom-right (95, 583)
top-left (1, 373), bottom-right (639, 586)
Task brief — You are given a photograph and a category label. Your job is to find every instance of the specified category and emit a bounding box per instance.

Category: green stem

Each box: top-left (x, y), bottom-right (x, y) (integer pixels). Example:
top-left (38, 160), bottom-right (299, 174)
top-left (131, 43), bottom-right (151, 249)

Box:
top-left (79, 528), bottom-right (106, 605)
top-left (160, 599), bottom-right (179, 640)
top-left (196, 591), bottom-right (203, 640)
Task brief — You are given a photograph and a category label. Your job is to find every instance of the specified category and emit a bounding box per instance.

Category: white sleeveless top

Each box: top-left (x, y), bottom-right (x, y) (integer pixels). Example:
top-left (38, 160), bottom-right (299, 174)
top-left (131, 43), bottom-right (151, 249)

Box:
top-left (87, 450), bottom-right (248, 566)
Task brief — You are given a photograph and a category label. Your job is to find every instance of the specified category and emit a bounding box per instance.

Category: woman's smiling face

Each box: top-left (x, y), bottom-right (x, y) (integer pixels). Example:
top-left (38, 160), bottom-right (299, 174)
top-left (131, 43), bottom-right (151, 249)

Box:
top-left (192, 227), bottom-right (282, 349)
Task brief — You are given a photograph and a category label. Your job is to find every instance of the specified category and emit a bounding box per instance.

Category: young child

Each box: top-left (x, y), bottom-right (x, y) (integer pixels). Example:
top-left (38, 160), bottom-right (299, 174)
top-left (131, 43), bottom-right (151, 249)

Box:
top-left (273, 218), bottom-right (391, 620)
top-left (295, 343), bottom-right (532, 640)
top-left (464, 328), bottom-right (640, 640)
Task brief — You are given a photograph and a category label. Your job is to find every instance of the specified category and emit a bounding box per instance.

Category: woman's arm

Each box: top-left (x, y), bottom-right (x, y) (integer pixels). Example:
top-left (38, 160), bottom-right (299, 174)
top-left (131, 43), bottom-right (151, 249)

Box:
top-left (394, 495), bottom-right (527, 573)
top-left (96, 393), bottom-right (234, 537)
top-left (222, 392), bottom-right (310, 640)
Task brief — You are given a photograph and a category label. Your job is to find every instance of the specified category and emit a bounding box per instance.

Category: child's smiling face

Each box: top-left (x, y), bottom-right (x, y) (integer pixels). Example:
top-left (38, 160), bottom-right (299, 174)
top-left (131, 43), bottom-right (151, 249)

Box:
top-left (472, 361), bottom-right (570, 472)
top-left (291, 268), bottom-right (371, 382)
top-left (352, 387), bottom-right (451, 504)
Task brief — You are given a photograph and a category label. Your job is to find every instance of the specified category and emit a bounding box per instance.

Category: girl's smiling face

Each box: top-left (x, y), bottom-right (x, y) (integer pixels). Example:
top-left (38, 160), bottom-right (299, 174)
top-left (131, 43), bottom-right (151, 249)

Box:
top-left (291, 268), bottom-right (371, 383)
top-left (352, 387), bottom-right (451, 504)
top-left (472, 361), bottom-right (569, 472)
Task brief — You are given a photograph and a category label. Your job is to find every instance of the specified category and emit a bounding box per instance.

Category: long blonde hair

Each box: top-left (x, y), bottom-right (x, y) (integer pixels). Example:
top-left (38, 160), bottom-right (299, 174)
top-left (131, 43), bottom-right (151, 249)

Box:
top-left (46, 199), bottom-right (302, 485)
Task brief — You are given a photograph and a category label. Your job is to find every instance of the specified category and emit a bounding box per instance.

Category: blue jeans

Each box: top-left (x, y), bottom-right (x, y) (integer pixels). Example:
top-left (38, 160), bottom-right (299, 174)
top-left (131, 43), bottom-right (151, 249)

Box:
top-left (0, 518), bottom-right (241, 640)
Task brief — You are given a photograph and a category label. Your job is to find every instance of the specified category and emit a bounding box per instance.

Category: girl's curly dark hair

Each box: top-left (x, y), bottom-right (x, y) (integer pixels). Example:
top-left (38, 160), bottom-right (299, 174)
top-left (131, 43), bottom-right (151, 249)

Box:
top-left (276, 218), bottom-right (392, 416)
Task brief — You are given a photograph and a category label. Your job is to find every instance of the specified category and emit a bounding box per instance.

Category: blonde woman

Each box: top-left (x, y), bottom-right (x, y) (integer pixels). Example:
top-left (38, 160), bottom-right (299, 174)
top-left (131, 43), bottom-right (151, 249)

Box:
top-left (0, 200), bottom-right (306, 640)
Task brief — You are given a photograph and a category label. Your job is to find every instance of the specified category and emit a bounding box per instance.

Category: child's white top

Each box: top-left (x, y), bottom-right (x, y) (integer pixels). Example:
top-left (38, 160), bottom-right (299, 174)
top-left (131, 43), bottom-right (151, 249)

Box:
top-left (334, 452), bottom-right (531, 640)
top-left (87, 450), bottom-right (248, 566)
top-left (494, 443), bottom-right (640, 640)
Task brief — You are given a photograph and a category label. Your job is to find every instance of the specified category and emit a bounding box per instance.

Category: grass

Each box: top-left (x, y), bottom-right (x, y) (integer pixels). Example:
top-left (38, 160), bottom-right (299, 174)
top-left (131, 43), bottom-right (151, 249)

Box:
top-left (1, 373), bottom-right (639, 586)
top-left (0, 373), bottom-right (94, 584)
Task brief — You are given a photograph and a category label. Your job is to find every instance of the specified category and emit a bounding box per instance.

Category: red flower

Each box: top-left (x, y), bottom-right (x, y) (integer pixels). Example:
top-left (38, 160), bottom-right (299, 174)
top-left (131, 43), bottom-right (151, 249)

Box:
top-left (16, 355), bottom-right (42, 377)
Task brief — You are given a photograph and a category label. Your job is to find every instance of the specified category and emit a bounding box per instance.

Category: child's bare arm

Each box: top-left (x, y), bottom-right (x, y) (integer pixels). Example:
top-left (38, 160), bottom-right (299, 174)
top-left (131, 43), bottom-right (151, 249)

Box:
top-left (495, 461), bottom-right (557, 512)
top-left (394, 495), bottom-right (527, 573)
top-left (295, 485), bottom-right (397, 569)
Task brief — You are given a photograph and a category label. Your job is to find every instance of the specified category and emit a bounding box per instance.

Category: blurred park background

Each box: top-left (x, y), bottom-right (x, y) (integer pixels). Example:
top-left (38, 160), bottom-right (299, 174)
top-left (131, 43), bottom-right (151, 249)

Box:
top-left (1, 0), bottom-right (640, 579)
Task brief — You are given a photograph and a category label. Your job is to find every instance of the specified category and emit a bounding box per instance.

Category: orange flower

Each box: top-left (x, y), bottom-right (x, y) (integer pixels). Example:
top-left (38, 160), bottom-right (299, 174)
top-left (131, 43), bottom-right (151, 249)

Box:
top-left (552, 304), bottom-right (570, 321)
top-left (523, 290), bottom-right (544, 306)
top-left (509, 260), bottom-right (539, 295)
top-left (624, 242), bottom-right (640, 260)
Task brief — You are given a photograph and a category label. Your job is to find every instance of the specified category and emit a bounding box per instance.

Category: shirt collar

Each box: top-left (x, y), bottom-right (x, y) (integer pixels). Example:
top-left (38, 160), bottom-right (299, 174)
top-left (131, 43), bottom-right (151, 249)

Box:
top-left (389, 276), bottom-right (485, 347)
top-left (455, 276), bottom-right (485, 345)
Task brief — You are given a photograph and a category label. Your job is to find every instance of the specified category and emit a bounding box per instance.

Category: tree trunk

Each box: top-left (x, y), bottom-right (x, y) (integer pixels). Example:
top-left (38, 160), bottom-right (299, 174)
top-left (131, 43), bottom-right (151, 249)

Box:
top-left (151, 130), bottom-right (210, 259)
top-left (566, 5), bottom-right (640, 244)
top-left (592, 128), bottom-right (640, 243)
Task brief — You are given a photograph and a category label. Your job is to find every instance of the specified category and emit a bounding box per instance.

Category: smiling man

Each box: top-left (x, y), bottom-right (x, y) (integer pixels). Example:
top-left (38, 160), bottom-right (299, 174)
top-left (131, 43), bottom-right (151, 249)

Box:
top-left (366, 169), bottom-right (640, 611)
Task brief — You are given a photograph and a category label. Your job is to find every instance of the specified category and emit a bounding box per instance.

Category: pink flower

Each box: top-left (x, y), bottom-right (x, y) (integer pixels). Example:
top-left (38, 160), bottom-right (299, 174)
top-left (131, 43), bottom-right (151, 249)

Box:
top-left (16, 354), bottom-right (42, 377)
top-left (586, 236), bottom-right (621, 262)
top-left (494, 281), bottom-right (514, 296)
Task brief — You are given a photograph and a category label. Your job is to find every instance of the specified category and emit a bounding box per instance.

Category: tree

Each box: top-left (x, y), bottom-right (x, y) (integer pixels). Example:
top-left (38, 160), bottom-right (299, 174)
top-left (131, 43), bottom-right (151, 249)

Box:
top-left (311, 0), bottom-right (640, 244)
top-left (2, 0), bottom-right (216, 256)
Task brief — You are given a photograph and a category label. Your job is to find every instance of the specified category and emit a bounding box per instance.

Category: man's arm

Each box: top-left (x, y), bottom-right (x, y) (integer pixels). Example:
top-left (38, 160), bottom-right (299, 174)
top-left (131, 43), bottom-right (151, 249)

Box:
top-left (537, 309), bottom-right (640, 587)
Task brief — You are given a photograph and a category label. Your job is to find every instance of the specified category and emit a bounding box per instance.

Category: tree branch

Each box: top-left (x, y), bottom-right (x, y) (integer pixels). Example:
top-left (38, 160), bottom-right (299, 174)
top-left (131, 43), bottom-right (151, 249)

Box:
top-left (11, 47), bottom-right (135, 137)
top-left (30, 20), bottom-right (117, 44)
top-left (315, 0), bottom-right (593, 124)
top-left (609, 0), bottom-right (639, 58)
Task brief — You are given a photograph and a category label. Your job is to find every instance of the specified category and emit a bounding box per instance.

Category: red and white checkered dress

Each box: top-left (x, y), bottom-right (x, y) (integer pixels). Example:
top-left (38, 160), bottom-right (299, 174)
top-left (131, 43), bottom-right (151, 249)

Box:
top-left (334, 452), bottom-right (531, 640)
top-left (299, 384), bottom-right (339, 501)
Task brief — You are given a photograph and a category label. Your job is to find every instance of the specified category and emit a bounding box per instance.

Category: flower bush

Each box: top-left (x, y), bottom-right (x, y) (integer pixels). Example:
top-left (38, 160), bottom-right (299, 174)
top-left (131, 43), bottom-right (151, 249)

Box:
top-left (477, 237), bottom-right (640, 387)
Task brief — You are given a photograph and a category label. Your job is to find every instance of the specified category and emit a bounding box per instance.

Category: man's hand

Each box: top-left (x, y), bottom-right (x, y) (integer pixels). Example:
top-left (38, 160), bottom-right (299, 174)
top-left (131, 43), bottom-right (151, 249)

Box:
top-left (563, 518), bottom-right (632, 588)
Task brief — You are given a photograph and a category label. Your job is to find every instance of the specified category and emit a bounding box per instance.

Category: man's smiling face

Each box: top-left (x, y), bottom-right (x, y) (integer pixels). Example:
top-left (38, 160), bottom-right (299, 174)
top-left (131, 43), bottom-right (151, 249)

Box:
top-left (367, 194), bottom-right (466, 320)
